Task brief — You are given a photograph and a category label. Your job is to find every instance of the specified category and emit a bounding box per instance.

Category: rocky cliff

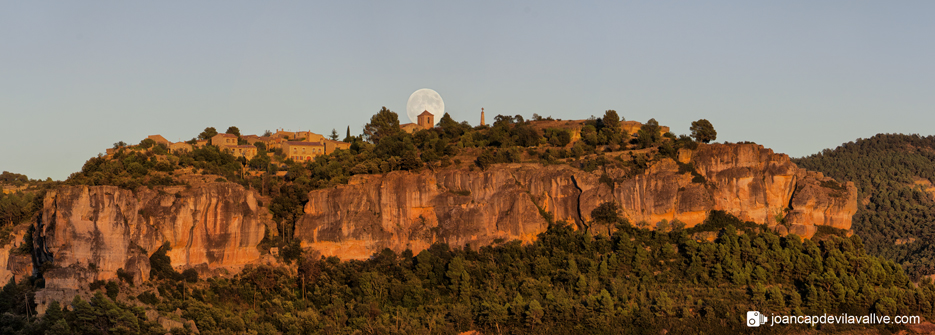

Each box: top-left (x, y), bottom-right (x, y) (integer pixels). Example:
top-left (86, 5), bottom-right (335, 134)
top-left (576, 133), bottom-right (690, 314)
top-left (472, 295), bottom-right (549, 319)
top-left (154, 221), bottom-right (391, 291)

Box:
top-left (296, 143), bottom-right (858, 260)
top-left (30, 183), bottom-right (266, 312)
top-left (0, 225), bottom-right (33, 285)
top-left (1, 143), bottom-right (857, 313)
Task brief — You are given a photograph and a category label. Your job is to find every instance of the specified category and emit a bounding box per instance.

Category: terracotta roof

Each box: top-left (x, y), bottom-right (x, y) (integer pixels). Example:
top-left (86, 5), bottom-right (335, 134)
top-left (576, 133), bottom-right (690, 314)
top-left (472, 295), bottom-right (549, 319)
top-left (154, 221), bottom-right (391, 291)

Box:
top-left (284, 141), bottom-right (322, 146)
top-left (419, 110), bottom-right (433, 116)
top-left (214, 133), bottom-right (237, 137)
top-left (230, 145), bottom-right (257, 149)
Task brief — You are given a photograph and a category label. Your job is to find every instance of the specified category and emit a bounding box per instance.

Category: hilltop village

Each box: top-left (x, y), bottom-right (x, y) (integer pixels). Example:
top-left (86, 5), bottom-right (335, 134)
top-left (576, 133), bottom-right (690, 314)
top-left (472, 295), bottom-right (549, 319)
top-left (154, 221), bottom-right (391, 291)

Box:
top-left (104, 110), bottom-right (444, 163)
top-left (108, 129), bottom-right (352, 162)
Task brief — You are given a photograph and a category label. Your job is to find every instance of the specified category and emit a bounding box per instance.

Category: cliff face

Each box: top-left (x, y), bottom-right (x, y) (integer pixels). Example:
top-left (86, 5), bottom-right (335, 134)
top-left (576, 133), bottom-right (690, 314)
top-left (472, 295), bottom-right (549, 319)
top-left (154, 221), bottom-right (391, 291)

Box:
top-left (3, 143), bottom-right (858, 314)
top-left (295, 143), bottom-right (858, 260)
top-left (32, 183), bottom-right (265, 302)
top-left (0, 225), bottom-right (32, 285)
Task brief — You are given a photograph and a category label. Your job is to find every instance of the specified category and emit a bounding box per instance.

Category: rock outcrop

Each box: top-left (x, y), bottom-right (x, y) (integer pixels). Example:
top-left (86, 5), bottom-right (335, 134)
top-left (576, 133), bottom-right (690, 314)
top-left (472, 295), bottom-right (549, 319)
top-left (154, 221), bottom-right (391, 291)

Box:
top-left (1, 143), bottom-right (858, 314)
top-left (295, 143), bottom-right (858, 260)
top-left (0, 225), bottom-right (33, 285)
top-left (31, 183), bottom-right (266, 312)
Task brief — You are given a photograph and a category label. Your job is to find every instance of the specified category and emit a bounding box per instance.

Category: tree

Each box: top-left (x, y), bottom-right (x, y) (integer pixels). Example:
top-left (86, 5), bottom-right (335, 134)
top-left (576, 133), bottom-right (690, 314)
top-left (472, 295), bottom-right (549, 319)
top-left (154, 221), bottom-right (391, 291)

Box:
top-left (139, 138), bottom-right (156, 149)
top-left (690, 119), bottom-right (717, 143)
top-left (603, 110), bottom-right (621, 131)
top-left (363, 107), bottom-right (402, 144)
top-left (438, 113), bottom-right (466, 139)
top-left (591, 201), bottom-right (621, 225)
top-left (344, 126), bottom-right (352, 142)
top-left (637, 118), bottom-right (662, 149)
top-left (329, 128), bottom-right (339, 141)
top-left (263, 129), bottom-right (272, 137)
top-left (199, 127), bottom-right (218, 140)
top-left (226, 126), bottom-right (241, 137)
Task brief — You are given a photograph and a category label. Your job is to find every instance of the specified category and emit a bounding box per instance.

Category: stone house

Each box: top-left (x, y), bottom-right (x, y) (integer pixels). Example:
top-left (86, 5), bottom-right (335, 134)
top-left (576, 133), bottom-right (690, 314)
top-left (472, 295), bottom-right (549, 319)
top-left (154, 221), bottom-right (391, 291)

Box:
top-left (266, 137), bottom-right (284, 149)
top-left (147, 135), bottom-right (170, 146)
top-left (401, 123), bottom-right (422, 134)
top-left (283, 141), bottom-right (324, 162)
top-left (242, 135), bottom-right (260, 143)
top-left (169, 142), bottom-right (192, 153)
top-left (323, 140), bottom-right (351, 154)
top-left (295, 131), bottom-right (324, 143)
top-left (401, 110), bottom-right (435, 133)
top-left (272, 130), bottom-right (295, 140)
top-left (211, 133), bottom-right (238, 147)
top-left (225, 145), bottom-right (258, 160)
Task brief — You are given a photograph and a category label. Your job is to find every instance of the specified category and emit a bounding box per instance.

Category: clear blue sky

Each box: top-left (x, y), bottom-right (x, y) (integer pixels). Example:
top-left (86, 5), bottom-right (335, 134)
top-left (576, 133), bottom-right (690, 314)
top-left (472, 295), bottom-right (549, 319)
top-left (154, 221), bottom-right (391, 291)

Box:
top-left (2, 1), bottom-right (934, 180)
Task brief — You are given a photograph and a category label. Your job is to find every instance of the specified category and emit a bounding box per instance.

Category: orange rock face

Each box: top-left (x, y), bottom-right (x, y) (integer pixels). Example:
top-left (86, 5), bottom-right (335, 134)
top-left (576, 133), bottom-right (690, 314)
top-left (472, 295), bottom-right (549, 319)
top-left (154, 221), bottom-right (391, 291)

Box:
top-left (0, 225), bottom-right (32, 285)
top-left (11, 143), bottom-right (856, 314)
top-left (295, 143), bottom-right (858, 260)
top-left (31, 183), bottom-right (266, 312)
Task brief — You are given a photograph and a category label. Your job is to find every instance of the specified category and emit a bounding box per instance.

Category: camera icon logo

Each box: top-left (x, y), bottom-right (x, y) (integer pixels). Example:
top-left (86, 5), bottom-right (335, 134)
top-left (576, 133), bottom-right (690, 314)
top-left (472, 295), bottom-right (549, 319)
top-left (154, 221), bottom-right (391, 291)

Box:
top-left (746, 311), bottom-right (768, 327)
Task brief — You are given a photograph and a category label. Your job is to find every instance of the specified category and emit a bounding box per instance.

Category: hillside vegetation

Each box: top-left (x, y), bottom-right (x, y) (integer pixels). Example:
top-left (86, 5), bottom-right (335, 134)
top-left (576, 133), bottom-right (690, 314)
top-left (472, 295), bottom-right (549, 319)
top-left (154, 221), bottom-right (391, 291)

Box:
top-left (794, 134), bottom-right (935, 280)
top-left (3, 211), bottom-right (931, 334)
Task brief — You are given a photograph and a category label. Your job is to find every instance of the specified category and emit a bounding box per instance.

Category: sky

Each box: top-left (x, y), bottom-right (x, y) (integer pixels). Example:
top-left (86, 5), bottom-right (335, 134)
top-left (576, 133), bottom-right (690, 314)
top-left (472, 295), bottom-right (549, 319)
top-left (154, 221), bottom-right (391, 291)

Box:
top-left (2, 1), bottom-right (934, 180)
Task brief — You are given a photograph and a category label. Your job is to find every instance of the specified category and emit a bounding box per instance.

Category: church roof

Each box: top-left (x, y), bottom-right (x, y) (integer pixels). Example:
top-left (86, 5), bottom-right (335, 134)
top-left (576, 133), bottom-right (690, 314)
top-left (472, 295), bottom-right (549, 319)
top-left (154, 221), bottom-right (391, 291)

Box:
top-left (419, 110), bottom-right (433, 117)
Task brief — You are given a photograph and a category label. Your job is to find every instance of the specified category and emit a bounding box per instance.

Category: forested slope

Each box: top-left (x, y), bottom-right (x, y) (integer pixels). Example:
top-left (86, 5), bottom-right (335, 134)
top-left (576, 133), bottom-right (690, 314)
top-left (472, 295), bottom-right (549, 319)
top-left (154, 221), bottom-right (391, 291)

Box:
top-left (794, 134), bottom-right (935, 279)
top-left (2, 212), bottom-right (930, 334)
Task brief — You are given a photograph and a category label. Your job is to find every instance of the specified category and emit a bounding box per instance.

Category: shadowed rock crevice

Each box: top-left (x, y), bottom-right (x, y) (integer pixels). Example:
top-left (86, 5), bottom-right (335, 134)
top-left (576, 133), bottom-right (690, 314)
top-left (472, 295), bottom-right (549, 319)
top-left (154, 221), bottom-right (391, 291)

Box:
top-left (569, 174), bottom-right (586, 231)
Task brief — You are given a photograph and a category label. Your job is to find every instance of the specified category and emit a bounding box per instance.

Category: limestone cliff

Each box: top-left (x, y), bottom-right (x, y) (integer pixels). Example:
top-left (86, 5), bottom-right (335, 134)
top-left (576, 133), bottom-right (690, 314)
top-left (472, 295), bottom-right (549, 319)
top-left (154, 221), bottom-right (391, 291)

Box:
top-left (0, 143), bottom-right (858, 314)
top-left (31, 183), bottom-right (265, 311)
top-left (0, 225), bottom-right (32, 285)
top-left (295, 143), bottom-right (858, 260)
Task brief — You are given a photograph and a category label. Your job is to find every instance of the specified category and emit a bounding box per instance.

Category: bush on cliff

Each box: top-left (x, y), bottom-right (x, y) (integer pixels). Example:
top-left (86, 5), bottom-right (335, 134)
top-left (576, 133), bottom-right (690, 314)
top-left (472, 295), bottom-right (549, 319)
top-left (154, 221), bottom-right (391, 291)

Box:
top-left (149, 242), bottom-right (182, 281)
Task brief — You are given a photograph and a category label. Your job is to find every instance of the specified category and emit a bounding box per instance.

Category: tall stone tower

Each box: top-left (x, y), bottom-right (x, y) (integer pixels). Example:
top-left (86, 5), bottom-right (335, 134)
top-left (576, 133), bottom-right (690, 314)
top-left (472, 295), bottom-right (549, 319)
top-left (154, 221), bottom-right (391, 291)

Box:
top-left (480, 108), bottom-right (486, 126)
top-left (417, 110), bottom-right (434, 130)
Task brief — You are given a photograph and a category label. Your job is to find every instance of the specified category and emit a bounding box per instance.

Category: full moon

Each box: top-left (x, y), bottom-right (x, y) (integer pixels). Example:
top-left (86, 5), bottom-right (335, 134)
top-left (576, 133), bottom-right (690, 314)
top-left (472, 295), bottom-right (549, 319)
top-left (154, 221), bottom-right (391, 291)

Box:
top-left (406, 88), bottom-right (444, 124)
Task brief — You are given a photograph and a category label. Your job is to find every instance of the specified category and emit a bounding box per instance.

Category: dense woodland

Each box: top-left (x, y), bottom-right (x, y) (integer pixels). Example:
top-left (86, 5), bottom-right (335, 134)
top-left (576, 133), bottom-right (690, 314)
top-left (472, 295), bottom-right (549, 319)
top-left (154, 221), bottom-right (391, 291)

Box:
top-left (794, 134), bottom-right (935, 279)
top-left (2, 210), bottom-right (930, 334)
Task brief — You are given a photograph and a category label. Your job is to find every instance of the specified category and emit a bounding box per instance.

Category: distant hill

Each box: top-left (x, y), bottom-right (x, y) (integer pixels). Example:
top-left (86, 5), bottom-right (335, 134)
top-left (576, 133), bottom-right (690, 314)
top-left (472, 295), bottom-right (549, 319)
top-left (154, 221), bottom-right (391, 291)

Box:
top-left (793, 134), bottom-right (935, 279)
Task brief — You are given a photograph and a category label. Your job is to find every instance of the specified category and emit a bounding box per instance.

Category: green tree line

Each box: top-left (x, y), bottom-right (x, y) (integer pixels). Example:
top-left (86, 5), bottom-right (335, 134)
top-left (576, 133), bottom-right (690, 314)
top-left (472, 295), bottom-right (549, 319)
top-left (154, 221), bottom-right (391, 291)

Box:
top-left (794, 134), bottom-right (935, 279)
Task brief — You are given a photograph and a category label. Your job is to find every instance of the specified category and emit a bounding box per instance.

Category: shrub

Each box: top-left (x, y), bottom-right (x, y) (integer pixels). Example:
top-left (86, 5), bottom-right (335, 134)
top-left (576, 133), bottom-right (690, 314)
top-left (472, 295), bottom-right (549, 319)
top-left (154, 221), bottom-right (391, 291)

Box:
top-left (182, 269), bottom-right (199, 283)
top-left (137, 292), bottom-right (159, 305)
top-left (150, 242), bottom-right (183, 281)
top-left (116, 268), bottom-right (134, 285)
top-left (105, 281), bottom-right (119, 301)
